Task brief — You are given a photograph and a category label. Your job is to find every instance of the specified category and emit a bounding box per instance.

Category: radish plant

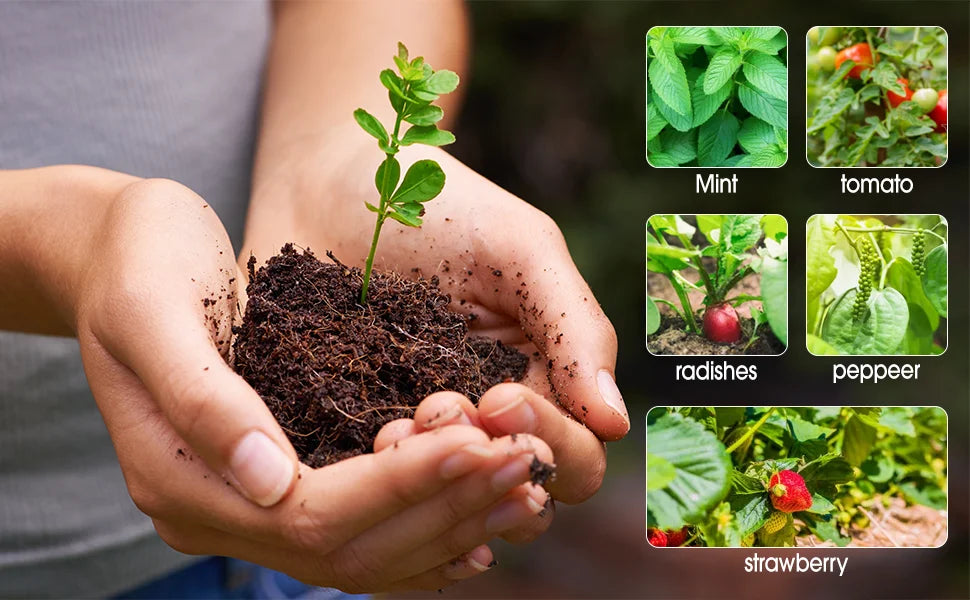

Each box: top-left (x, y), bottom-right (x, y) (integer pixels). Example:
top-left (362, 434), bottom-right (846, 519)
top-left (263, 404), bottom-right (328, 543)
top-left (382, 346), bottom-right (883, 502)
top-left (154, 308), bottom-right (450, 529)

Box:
top-left (806, 214), bottom-right (947, 355)
top-left (647, 214), bottom-right (788, 350)
top-left (354, 42), bottom-right (459, 303)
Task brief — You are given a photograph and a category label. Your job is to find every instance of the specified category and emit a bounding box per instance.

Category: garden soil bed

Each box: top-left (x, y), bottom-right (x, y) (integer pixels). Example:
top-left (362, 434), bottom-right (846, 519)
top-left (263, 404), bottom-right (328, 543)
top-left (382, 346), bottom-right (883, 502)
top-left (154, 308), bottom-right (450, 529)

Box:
top-left (647, 267), bottom-right (784, 356)
top-left (232, 244), bottom-right (531, 468)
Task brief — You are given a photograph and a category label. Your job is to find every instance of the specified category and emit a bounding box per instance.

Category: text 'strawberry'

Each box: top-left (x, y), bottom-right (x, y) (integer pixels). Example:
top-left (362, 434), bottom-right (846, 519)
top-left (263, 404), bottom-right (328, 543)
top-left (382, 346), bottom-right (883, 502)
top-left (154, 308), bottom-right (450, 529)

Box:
top-left (762, 511), bottom-right (788, 534)
top-left (768, 470), bottom-right (813, 513)
top-left (666, 526), bottom-right (690, 547)
top-left (648, 528), bottom-right (668, 547)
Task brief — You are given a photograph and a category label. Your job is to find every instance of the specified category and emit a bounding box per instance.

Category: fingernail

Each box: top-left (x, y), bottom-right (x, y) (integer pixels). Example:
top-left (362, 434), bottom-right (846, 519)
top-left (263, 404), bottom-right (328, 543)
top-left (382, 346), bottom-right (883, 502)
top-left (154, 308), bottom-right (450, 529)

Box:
top-left (466, 556), bottom-right (492, 573)
top-left (424, 406), bottom-right (472, 430)
top-left (440, 444), bottom-right (495, 479)
top-left (484, 396), bottom-right (536, 432)
top-left (228, 431), bottom-right (295, 507)
top-left (597, 370), bottom-right (629, 422)
top-left (491, 455), bottom-right (531, 492)
top-left (486, 499), bottom-right (532, 533)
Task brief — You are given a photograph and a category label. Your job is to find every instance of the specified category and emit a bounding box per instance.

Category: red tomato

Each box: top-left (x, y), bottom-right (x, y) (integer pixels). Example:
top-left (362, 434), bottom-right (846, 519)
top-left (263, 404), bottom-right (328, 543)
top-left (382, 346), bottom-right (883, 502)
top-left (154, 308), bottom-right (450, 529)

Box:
top-left (887, 78), bottom-right (913, 108)
top-left (929, 89), bottom-right (947, 133)
top-left (834, 43), bottom-right (873, 78)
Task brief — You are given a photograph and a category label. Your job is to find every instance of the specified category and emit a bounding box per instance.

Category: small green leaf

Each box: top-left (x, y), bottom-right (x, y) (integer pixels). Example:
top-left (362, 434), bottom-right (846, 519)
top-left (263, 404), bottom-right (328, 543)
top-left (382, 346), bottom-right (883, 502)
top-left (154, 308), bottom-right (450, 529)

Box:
top-left (400, 125), bottom-right (455, 147)
top-left (697, 112), bottom-right (740, 167)
top-left (704, 47), bottom-right (743, 95)
top-left (742, 52), bottom-right (787, 101)
top-left (648, 36), bottom-right (692, 118)
top-left (807, 87), bottom-right (853, 133)
top-left (390, 159), bottom-right (445, 205)
top-left (404, 105), bottom-right (444, 126)
top-left (738, 83), bottom-right (787, 129)
top-left (374, 156), bottom-right (400, 199)
top-left (418, 70), bottom-right (460, 94)
top-left (353, 108), bottom-right (389, 144)
top-left (647, 297), bottom-right (661, 335)
top-left (364, 201), bottom-right (380, 213)
top-left (388, 207), bottom-right (423, 227)
top-left (397, 42), bottom-right (409, 62)
top-left (379, 69), bottom-right (409, 100)
top-left (667, 26), bottom-right (719, 45)
top-left (922, 245), bottom-right (948, 318)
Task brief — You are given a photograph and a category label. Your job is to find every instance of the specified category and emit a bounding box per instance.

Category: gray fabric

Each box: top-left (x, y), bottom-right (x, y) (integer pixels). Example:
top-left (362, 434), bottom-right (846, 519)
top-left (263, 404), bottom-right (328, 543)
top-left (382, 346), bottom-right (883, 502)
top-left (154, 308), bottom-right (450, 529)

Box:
top-left (0, 2), bottom-right (270, 597)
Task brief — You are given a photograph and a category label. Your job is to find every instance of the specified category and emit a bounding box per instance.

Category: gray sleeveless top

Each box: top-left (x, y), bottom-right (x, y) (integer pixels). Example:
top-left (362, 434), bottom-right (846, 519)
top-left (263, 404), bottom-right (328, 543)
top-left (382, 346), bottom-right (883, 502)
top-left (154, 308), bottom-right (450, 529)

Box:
top-left (0, 3), bottom-right (270, 596)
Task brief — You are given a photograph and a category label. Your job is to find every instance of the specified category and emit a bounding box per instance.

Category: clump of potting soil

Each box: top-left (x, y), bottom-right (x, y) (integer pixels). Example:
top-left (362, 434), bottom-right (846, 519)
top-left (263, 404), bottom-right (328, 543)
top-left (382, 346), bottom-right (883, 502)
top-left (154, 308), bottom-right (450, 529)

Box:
top-left (232, 244), bottom-right (530, 467)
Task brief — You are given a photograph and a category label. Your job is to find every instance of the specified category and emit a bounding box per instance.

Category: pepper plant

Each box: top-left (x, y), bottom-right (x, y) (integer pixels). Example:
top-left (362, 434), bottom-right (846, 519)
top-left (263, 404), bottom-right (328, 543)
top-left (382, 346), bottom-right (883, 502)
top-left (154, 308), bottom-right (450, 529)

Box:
top-left (647, 406), bottom-right (946, 547)
top-left (354, 43), bottom-right (459, 303)
top-left (806, 214), bottom-right (947, 355)
top-left (647, 214), bottom-right (788, 348)
top-left (807, 27), bottom-right (947, 167)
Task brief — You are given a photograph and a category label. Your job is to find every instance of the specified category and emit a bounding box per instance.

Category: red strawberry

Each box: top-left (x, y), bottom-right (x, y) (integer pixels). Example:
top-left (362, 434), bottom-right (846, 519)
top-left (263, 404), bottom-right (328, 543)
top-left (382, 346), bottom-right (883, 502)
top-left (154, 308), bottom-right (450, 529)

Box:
top-left (648, 528), bottom-right (668, 547)
top-left (666, 526), bottom-right (690, 547)
top-left (768, 470), bottom-right (813, 513)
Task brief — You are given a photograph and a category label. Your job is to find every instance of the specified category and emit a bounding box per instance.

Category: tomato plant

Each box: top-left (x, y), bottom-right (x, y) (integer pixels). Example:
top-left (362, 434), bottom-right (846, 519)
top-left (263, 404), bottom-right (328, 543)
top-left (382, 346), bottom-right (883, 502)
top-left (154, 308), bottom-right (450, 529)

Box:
top-left (647, 406), bottom-right (947, 547)
top-left (647, 214), bottom-right (788, 350)
top-left (806, 215), bottom-right (947, 356)
top-left (646, 26), bottom-right (788, 167)
top-left (807, 27), bottom-right (947, 167)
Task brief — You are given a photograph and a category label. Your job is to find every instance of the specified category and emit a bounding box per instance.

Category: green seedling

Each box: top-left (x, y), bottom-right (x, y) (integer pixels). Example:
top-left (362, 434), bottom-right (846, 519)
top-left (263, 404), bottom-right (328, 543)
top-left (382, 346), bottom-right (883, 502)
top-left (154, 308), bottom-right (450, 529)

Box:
top-left (354, 42), bottom-right (460, 303)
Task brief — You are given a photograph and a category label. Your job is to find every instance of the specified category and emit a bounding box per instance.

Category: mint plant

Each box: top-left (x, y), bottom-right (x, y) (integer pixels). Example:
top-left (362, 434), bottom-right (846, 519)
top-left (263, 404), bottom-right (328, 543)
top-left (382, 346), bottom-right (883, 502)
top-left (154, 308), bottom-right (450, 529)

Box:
top-left (646, 27), bottom-right (789, 167)
top-left (353, 43), bottom-right (460, 303)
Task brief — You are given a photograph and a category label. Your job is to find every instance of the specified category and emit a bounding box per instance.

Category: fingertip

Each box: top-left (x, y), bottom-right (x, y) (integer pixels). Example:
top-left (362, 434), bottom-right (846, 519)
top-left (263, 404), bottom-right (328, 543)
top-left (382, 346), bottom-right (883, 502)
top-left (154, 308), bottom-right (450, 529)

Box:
top-left (478, 383), bottom-right (539, 435)
top-left (374, 418), bottom-right (417, 452)
top-left (414, 391), bottom-right (480, 430)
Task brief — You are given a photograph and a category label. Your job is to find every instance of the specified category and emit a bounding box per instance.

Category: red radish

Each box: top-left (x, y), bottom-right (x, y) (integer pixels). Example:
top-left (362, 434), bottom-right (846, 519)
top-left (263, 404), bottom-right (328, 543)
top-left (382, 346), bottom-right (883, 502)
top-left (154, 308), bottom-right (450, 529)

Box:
top-left (702, 303), bottom-right (742, 343)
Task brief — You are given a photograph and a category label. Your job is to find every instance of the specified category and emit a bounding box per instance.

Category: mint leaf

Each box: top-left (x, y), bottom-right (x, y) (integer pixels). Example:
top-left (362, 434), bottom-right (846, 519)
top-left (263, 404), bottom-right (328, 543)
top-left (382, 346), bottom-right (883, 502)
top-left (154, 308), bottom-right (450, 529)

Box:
top-left (738, 82), bottom-right (787, 129)
top-left (742, 52), bottom-right (787, 101)
top-left (697, 112), bottom-right (740, 166)
top-left (704, 47), bottom-right (743, 95)
top-left (648, 36), bottom-right (692, 118)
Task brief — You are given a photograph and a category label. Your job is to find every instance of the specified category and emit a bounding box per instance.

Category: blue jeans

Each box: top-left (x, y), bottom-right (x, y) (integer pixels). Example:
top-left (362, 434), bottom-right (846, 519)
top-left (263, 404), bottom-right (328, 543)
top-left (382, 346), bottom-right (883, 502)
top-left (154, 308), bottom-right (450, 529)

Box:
top-left (116, 557), bottom-right (365, 600)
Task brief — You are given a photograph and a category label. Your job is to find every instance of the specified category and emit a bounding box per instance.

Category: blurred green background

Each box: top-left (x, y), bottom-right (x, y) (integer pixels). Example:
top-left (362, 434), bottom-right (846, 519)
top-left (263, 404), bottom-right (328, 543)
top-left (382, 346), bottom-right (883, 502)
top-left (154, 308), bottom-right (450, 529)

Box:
top-left (395, 1), bottom-right (969, 598)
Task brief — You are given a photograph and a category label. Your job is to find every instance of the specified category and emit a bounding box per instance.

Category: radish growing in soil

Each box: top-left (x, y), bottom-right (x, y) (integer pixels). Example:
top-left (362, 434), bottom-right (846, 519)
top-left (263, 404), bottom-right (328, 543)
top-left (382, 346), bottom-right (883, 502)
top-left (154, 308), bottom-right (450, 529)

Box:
top-left (231, 44), bottom-right (551, 478)
top-left (646, 214), bottom-right (788, 355)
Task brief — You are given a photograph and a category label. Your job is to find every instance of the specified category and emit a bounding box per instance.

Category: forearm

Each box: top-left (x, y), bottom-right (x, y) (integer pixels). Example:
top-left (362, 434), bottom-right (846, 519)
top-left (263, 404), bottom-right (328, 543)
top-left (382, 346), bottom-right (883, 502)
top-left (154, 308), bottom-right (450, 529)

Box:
top-left (0, 165), bottom-right (136, 335)
top-left (244, 0), bottom-right (469, 258)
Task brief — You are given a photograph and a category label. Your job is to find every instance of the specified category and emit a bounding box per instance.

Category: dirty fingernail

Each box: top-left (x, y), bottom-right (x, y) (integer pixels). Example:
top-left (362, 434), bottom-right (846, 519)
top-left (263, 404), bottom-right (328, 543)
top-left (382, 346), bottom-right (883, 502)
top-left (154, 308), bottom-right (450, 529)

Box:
top-left (440, 444), bottom-right (495, 479)
top-left (597, 370), bottom-right (629, 423)
top-left (485, 395), bottom-right (536, 433)
top-left (228, 430), bottom-right (295, 507)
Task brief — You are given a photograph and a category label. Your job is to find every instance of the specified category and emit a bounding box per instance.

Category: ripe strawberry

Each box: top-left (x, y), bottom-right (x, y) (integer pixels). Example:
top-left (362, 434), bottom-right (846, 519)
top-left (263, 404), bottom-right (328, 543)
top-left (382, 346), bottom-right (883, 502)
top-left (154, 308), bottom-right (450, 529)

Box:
top-left (666, 526), bottom-right (690, 547)
top-left (761, 511), bottom-right (788, 534)
top-left (768, 470), bottom-right (813, 513)
top-left (648, 528), bottom-right (668, 547)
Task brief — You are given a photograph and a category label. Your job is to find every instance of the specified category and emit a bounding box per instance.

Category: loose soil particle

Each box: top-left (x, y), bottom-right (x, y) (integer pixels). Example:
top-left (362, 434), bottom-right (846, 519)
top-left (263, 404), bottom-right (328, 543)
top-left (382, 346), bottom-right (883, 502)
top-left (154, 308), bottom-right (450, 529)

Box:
top-left (232, 245), bottom-right (531, 467)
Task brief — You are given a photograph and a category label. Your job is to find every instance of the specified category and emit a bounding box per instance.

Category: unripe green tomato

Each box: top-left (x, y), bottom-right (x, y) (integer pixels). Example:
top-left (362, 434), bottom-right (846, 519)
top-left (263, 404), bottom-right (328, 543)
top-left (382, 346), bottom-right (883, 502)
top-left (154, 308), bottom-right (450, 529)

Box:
top-left (817, 46), bottom-right (837, 70)
top-left (808, 27), bottom-right (819, 45)
top-left (912, 88), bottom-right (939, 113)
top-left (819, 27), bottom-right (841, 46)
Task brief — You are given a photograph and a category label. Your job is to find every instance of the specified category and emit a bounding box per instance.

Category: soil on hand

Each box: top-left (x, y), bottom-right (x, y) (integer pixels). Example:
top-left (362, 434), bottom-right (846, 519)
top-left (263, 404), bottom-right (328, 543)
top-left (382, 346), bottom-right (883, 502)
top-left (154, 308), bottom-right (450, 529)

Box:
top-left (232, 244), bottom-right (528, 467)
top-left (648, 312), bottom-right (784, 355)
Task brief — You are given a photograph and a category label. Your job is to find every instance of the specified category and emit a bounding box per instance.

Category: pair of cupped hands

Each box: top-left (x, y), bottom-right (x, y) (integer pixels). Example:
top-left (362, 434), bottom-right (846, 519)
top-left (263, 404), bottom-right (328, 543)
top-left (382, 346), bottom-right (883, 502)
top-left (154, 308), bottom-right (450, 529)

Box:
top-left (73, 141), bottom-right (628, 593)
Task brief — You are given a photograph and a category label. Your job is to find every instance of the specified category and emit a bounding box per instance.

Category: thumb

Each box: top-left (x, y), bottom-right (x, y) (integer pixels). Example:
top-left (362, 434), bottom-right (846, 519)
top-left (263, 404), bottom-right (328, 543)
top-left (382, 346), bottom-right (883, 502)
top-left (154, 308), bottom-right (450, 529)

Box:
top-left (493, 222), bottom-right (630, 440)
top-left (94, 293), bottom-right (299, 508)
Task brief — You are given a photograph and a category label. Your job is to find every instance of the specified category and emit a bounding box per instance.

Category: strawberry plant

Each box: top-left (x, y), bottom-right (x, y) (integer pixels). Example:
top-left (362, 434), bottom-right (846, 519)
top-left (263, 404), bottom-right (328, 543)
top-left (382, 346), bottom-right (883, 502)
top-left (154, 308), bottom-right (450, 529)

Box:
top-left (646, 27), bottom-right (788, 167)
top-left (646, 406), bottom-right (947, 547)
top-left (646, 214), bottom-right (787, 354)
top-left (806, 215), bottom-right (947, 355)
top-left (807, 27), bottom-right (947, 167)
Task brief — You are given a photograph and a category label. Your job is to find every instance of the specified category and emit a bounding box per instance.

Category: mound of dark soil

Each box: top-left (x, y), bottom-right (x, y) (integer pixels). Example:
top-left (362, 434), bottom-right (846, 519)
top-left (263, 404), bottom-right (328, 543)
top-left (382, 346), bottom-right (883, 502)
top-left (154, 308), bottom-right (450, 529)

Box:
top-left (233, 244), bottom-right (529, 467)
top-left (648, 313), bottom-right (785, 356)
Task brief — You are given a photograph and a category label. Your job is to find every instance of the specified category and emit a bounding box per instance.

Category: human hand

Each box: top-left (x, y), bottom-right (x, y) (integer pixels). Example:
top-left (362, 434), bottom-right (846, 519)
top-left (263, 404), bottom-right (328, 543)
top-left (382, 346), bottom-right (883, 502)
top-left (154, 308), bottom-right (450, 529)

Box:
top-left (66, 177), bottom-right (552, 591)
top-left (245, 138), bottom-right (629, 505)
